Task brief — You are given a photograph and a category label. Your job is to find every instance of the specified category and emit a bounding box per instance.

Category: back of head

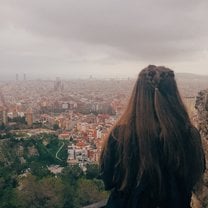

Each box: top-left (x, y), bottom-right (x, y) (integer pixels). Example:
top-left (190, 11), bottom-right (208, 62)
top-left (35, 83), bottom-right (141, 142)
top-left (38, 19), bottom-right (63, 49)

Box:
top-left (110, 65), bottom-right (204, 192)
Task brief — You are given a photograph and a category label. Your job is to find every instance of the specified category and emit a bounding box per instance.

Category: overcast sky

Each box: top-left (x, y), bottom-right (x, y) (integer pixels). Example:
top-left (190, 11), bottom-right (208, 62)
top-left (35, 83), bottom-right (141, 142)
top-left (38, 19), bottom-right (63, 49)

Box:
top-left (0, 0), bottom-right (208, 79)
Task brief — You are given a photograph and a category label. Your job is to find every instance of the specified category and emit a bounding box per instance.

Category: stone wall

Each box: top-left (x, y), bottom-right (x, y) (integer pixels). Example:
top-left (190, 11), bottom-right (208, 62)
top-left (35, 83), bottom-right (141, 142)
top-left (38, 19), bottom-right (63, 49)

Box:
top-left (194, 89), bottom-right (208, 208)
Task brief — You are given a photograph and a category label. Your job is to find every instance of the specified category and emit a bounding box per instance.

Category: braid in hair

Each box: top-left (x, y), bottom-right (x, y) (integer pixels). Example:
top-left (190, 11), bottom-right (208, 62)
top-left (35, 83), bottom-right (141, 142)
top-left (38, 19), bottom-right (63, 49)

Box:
top-left (142, 65), bottom-right (174, 90)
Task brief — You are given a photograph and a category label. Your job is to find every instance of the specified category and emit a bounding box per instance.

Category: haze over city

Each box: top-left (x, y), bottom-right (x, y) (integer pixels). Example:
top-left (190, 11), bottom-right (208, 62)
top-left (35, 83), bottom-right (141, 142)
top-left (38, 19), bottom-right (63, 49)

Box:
top-left (1, 0), bottom-right (208, 80)
top-left (1, 1), bottom-right (208, 207)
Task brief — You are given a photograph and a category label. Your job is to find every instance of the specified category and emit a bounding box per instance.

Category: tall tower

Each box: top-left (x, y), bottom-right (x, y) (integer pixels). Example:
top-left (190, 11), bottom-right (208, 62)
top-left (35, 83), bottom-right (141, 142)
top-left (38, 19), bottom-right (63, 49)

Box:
top-left (16, 73), bottom-right (19, 81)
top-left (23, 73), bottom-right (26, 81)
top-left (0, 106), bottom-right (4, 125)
top-left (25, 108), bottom-right (33, 127)
top-left (0, 107), bottom-right (7, 126)
top-left (54, 77), bottom-right (62, 91)
top-left (2, 107), bottom-right (8, 125)
top-left (0, 90), bottom-right (8, 126)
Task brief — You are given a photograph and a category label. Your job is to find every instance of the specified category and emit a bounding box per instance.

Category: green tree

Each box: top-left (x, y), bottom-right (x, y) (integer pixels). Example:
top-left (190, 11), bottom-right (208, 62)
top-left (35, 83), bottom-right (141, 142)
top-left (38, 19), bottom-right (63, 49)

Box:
top-left (76, 178), bottom-right (108, 207)
top-left (61, 165), bottom-right (83, 185)
top-left (16, 175), bottom-right (64, 208)
top-left (86, 164), bottom-right (99, 179)
top-left (29, 161), bottom-right (51, 178)
top-left (53, 124), bottom-right (59, 131)
top-left (0, 165), bottom-right (18, 208)
top-left (61, 165), bottom-right (83, 207)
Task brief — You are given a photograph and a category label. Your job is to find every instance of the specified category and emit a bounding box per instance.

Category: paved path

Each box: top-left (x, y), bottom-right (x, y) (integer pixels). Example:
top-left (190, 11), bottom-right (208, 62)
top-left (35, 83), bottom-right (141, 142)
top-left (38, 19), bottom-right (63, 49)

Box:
top-left (55, 142), bottom-right (65, 161)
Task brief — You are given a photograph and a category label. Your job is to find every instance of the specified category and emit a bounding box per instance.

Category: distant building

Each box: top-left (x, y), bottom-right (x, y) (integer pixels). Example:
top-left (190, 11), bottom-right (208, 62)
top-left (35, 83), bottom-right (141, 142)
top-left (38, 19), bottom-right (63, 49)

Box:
top-left (69, 101), bottom-right (77, 109)
top-left (54, 77), bottom-right (64, 91)
top-left (0, 106), bottom-right (8, 126)
top-left (64, 118), bottom-right (71, 130)
top-left (48, 165), bottom-right (64, 174)
top-left (15, 102), bottom-right (23, 113)
top-left (23, 73), bottom-right (26, 81)
top-left (0, 91), bottom-right (8, 126)
top-left (59, 132), bottom-right (70, 139)
top-left (16, 73), bottom-right (19, 81)
top-left (77, 122), bottom-right (88, 133)
top-left (25, 108), bottom-right (33, 127)
top-left (68, 144), bottom-right (76, 160)
top-left (61, 103), bottom-right (68, 110)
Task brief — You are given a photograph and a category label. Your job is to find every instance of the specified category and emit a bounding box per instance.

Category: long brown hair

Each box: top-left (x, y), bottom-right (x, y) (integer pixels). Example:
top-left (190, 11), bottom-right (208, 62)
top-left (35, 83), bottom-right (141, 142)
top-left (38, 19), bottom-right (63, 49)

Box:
top-left (100, 65), bottom-right (204, 193)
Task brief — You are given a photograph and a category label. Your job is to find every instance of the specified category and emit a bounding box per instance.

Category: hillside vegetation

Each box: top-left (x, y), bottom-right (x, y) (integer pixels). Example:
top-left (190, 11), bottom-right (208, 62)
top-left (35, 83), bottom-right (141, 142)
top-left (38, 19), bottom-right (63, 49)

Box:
top-left (0, 134), bottom-right (107, 208)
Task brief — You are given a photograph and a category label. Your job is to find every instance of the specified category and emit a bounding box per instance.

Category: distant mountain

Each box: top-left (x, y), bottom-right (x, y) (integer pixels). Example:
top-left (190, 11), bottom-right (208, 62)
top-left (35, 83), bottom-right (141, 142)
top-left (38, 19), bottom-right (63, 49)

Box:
top-left (175, 73), bottom-right (208, 97)
top-left (176, 73), bottom-right (208, 80)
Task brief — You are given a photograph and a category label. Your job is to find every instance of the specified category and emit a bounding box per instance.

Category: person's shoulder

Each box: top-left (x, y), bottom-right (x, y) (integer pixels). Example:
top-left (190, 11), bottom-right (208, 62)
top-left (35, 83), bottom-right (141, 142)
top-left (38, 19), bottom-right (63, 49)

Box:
top-left (188, 125), bottom-right (204, 150)
top-left (189, 125), bottom-right (201, 140)
top-left (189, 125), bottom-right (200, 135)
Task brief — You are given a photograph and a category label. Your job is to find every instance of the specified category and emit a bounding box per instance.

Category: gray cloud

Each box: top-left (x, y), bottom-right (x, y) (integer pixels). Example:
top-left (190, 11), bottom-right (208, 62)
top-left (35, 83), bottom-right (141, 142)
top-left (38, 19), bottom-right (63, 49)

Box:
top-left (0, 0), bottom-right (208, 77)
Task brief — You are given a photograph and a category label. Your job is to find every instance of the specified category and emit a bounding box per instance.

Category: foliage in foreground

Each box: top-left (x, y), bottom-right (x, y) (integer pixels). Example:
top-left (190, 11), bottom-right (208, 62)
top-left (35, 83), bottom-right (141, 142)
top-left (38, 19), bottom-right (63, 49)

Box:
top-left (0, 134), bottom-right (108, 208)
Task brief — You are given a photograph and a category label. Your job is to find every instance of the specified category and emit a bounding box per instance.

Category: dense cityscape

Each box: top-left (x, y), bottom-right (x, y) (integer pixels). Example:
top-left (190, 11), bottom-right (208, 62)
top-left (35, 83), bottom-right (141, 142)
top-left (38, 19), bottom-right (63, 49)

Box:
top-left (1, 73), bottom-right (208, 169)
top-left (1, 0), bottom-right (208, 207)
top-left (0, 74), bottom-right (134, 174)
top-left (0, 73), bottom-right (208, 207)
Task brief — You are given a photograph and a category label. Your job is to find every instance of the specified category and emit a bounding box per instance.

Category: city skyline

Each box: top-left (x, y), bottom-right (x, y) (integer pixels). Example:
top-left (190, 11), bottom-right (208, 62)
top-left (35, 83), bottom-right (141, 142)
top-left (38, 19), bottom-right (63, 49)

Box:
top-left (1, 0), bottom-right (208, 77)
top-left (1, 71), bottom-right (208, 81)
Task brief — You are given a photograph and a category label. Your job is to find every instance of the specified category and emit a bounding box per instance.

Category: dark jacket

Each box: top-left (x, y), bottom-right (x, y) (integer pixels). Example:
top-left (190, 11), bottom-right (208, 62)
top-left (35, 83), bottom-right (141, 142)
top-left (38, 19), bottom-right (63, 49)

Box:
top-left (100, 129), bottom-right (205, 208)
